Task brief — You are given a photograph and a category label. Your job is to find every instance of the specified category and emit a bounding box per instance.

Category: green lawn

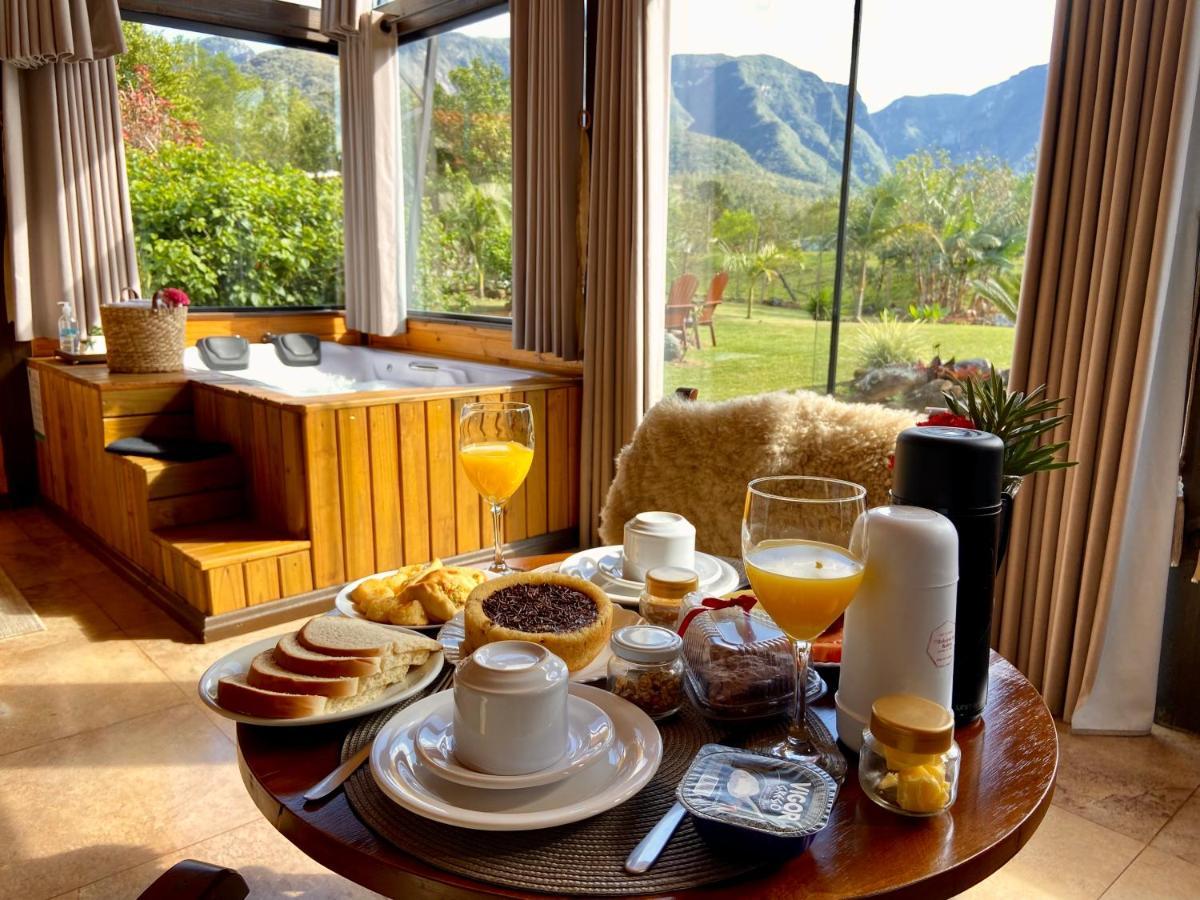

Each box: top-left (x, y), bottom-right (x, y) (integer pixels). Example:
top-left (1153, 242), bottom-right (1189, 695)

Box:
top-left (664, 305), bottom-right (1015, 402)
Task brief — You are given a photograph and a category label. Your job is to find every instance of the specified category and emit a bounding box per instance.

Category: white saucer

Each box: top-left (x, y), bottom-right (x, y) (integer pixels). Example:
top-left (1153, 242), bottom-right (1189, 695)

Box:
top-left (197, 633), bottom-right (444, 727)
top-left (436, 605), bottom-right (641, 682)
top-left (558, 546), bottom-right (741, 606)
top-left (370, 683), bottom-right (662, 830)
top-left (415, 693), bottom-right (614, 789)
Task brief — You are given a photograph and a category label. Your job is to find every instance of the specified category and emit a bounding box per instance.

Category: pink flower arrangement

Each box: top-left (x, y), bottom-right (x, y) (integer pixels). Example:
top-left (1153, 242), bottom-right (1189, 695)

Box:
top-left (155, 287), bottom-right (190, 308)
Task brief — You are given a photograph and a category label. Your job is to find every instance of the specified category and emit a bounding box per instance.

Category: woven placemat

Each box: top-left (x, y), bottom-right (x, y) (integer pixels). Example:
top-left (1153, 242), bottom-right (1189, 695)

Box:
top-left (342, 690), bottom-right (836, 895)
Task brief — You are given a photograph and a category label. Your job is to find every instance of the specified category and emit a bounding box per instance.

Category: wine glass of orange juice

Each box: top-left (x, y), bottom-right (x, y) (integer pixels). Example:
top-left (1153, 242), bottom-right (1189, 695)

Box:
top-left (742, 476), bottom-right (868, 780)
top-left (459, 401), bottom-right (535, 573)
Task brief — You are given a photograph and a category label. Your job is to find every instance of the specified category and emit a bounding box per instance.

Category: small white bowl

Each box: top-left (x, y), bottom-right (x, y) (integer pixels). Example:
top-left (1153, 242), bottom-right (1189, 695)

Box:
top-left (452, 641), bottom-right (569, 776)
top-left (623, 511), bottom-right (696, 582)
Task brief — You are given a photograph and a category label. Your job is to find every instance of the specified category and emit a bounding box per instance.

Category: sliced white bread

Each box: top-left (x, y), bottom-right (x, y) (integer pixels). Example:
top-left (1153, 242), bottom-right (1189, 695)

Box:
top-left (246, 650), bottom-right (362, 697)
top-left (247, 648), bottom-right (423, 697)
top-left (297, 616), bottom-right (441, 659)
top-left (217, 674), bottom-right (405, 719)
top-left (274, 632), bottom-right (431, 678)
top-left (274, 632), bottom-right (380, 678)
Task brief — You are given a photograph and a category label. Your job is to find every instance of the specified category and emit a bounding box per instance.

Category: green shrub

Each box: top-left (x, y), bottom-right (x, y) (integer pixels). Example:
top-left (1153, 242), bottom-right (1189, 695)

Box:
top-left (126, 142), bottom-right (343, 307)
top-left (852, 311), bottom-right (924, 370)
top-left (908, 302), bottom-right (946, 323)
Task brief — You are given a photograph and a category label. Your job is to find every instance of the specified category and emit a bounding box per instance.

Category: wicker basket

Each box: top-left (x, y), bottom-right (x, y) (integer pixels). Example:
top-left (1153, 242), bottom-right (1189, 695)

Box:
top-left (101, 289), bottom-right (188, 373)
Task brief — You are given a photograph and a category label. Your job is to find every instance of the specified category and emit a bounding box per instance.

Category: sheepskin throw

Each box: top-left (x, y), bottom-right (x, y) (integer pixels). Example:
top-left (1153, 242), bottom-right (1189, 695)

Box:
top-left (599, 391), bottom-right (918, 557)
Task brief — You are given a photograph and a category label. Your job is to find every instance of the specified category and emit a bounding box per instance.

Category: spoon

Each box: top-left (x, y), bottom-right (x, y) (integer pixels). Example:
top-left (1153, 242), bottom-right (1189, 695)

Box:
top-left (625, 802), bottom-right (687, 874)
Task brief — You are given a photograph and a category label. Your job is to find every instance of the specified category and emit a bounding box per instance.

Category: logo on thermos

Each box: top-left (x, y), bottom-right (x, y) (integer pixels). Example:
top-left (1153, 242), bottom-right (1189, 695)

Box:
top-left (927, 621), bottom-right (955, 668)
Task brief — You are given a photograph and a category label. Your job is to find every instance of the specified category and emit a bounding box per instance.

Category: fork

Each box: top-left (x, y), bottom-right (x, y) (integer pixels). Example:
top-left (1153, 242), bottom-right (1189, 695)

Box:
top-left (302, 663), bottom-right (454, 802)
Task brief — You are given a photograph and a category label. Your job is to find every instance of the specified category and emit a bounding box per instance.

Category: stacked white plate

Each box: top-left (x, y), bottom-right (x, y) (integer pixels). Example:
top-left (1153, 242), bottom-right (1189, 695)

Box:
top-left (556, 545), bottom-right (741, 606)
top-left (370, 683), bottom-right (663, 830)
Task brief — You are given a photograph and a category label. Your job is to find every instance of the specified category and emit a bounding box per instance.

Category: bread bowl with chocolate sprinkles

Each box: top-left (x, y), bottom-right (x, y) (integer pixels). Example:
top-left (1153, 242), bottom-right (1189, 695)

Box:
top-left (463, 573), bottom-right (613, 672)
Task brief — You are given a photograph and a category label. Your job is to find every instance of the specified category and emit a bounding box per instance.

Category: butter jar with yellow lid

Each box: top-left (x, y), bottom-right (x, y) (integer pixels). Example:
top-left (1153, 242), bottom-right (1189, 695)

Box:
top-left (639, 566), bottom-right (700, 628)
top-left (858, 693), bottom-right (960, 816)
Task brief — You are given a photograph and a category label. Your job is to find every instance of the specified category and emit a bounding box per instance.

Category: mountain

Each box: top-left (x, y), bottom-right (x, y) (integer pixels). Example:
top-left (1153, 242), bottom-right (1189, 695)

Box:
top-left (396, 33), bottom-right (510, 96)
top-left (668, 54), bottom-right (1047, 189)
top-left (871, 65), bottom-right (1047, 169)
top-left (670, 54), bottom-right (890, 189)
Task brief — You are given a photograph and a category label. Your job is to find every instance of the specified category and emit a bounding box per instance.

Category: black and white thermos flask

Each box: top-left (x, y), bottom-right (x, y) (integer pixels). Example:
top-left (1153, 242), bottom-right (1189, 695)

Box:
top-left (890, 425), bottom-right (1005, 725)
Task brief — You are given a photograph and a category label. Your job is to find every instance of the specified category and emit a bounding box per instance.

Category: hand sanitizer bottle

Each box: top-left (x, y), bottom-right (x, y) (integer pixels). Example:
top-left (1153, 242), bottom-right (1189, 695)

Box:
top-left (57, 302), bottom-right (79, 354)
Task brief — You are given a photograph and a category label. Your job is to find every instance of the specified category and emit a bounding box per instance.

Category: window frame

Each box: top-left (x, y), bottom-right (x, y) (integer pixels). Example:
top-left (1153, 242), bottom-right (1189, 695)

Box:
top-left (117, 5), bottom-right (346, 313)
top-left (390, 0), bottom-right (515, 327)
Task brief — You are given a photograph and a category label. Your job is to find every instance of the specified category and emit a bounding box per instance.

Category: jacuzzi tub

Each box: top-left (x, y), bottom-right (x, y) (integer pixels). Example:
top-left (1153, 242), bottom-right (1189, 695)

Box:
top-left (183, 342), bottom-right (544, 397)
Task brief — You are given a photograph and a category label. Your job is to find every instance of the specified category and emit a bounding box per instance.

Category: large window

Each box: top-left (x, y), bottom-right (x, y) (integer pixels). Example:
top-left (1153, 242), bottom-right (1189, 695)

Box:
top-left (396, 10), bottom-right (513, 319)
top-left (662, 0), bottom-right (1054, 408)
top-left (116, 20), bottom-right (344, 308)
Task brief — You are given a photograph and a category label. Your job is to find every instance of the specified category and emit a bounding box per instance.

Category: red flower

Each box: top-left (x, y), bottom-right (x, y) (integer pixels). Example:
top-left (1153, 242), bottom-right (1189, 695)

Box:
top-left (918, 410), bottom-right (975, 429)
top-left (158, 287), bottom-right (190, 308)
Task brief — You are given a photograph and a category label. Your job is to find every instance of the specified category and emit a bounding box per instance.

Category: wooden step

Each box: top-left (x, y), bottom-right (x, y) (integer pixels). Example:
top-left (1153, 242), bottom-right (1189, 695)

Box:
top-left (103, 412), bottom-right (196, 444)
top-left (124, 454), bottom-right (244, 499)
top-left (153, 519), bottom-right (313, 616)
top-left (148, 488), bottom-right (244, 529)
top-left (153, 520), bottom-right (311, 570)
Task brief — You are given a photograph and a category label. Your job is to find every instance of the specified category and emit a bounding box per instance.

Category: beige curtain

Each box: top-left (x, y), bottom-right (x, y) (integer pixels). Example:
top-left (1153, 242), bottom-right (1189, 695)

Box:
top-left (1, 0), bottom-right (137, 342)
top-left (510, 0), bottom-right (584, 360)
top-left (321, 0), bottom-right (404, 335)
top-left (0, 0), bottom-right (123, 67)
top-left (997, 0), bottom-right (1200, 730)
top-left (579, 0), bottom-right (672, 546)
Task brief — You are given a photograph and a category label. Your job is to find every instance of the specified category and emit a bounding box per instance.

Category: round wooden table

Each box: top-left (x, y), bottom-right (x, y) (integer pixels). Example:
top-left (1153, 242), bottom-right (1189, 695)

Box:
top-left (236, 555), bottom-right (1058, 899)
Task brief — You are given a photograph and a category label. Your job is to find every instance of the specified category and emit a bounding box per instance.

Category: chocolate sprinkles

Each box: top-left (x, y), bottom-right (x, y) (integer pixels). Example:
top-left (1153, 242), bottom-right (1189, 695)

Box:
top-left (483, 583), bottom-right (598, 633)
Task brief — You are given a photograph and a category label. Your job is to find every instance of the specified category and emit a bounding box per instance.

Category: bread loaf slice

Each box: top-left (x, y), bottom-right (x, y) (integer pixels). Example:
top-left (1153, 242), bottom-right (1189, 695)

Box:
top-left (274, 632), bottom-right (380, 678)
top-left (217, 675), bottom-right (331, 718)
top-left (217, 674), bottom-right (405, 719)
top-left (246, 650), bottom-right (362, 697)
top-left (298, 616), bottom-right (441, 659)
top-left (274, 632), bottom-right (430, 678)
top-left (247, 648), bottom-right (425, 698)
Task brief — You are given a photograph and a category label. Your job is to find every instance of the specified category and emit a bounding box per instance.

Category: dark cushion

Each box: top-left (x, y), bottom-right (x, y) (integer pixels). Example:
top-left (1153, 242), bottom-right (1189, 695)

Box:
top-left (197, 336), bottom-right (251, 371)
top-left (105, 436), bottom-right (231, 462)
top-left (272, 332), bottom-right (321, 367)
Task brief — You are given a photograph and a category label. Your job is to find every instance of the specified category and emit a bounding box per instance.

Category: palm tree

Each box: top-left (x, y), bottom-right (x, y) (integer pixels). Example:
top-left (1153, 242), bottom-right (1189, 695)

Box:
top-left (846, 183), bottom-right (901, 320)
top-left (725, 241), bottom-right (785, 319)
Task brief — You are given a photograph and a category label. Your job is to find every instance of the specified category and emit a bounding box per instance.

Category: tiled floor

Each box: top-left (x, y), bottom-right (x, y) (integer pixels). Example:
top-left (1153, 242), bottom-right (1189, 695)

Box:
top-left (1, 507), bottom-right (1197, 899)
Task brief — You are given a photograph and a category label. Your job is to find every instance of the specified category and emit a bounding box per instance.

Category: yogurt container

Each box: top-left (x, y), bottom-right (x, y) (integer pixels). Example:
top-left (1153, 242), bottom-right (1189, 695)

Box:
top-left (676, 744), bottom-right (838, 852)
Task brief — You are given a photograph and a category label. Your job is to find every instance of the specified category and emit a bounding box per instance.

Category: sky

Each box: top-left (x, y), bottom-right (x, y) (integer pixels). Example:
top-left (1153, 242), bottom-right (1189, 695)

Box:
top-left (670, 0), bottom-right (1056, 111)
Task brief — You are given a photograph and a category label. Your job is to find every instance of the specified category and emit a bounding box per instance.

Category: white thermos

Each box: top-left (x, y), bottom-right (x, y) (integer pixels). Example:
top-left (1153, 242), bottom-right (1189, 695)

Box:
top-left (836, 506), bottom-right (959, 752)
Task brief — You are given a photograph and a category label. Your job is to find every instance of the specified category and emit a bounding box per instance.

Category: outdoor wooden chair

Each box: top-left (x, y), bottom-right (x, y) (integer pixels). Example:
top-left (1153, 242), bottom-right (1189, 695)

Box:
top-left (665, 273), bottom-right (699, 351)
top-left (693, 271), bottom-right (730, 347)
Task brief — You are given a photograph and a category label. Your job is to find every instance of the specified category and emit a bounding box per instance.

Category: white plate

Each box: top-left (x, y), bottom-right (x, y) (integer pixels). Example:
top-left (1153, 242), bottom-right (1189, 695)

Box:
top-left (370, 684), bottom-right (661, 830)
top-left (437, 606), bottom-right (641, 683)
top-left (415, 693), bottom-right (614, 789)
top-left (558, 546), bottom-right (741, 606)
top-left (334, 567), bottom-right (494, 633)
top-left (197, 633), bottom-right (445, 727)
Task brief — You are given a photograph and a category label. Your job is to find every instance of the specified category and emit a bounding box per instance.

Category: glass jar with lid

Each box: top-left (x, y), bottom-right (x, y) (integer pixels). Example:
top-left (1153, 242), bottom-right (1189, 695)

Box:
top-left (639, 566), bottom-right (700, 628)
top-left (607, 625), bottom-right (684, 720)
top-left (858, 693), bottom-right (960, 816)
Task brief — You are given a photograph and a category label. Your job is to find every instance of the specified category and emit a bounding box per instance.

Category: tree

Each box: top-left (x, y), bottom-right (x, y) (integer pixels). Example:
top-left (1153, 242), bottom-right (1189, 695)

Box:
top-left (846, 180), bottom-right (901, 319)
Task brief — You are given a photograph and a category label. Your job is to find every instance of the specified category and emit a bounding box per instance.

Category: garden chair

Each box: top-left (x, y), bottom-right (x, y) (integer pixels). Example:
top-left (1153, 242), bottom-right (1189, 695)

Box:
top-left (665, 273), bottom-right (699, 351)
top-left (693, 271), bottom-right (730, 347)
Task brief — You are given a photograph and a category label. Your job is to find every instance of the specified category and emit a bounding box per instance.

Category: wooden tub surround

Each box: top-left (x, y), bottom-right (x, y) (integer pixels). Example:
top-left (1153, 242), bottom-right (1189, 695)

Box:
top-left (30, 357), bottom-right (581, 639)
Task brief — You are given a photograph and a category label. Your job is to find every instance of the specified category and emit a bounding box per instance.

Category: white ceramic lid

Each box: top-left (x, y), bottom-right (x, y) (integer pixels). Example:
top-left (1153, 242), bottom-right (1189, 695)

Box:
top-left (854, 506), bottom-right (958, 588)
top-left (455, 641), bottom-right (568, 694)
top-left (626, 511), bottom-right (695, 537)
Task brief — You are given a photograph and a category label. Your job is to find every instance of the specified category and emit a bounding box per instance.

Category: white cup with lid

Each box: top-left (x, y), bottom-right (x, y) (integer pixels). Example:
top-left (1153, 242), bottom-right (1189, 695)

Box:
top-left (623, 511), bottom-right (696, 582)
top-left (453, 640), bottom-right (569, 775)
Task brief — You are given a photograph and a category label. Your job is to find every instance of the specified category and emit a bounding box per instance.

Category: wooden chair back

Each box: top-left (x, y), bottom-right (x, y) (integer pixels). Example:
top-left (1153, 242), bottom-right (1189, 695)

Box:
top-left (667, 273), bottom-right (699, 307)
top-left (664, 304), bottom-right (692, 330)
top-left (698, 272), bottom-right (729, 325)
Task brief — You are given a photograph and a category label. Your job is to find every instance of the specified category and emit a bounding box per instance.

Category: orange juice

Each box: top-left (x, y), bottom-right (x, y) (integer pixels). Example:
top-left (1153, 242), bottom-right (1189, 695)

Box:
top-left (745, 539), bottom-right (864, 640)
top-left (459, 441), bottom-right (534, 504)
